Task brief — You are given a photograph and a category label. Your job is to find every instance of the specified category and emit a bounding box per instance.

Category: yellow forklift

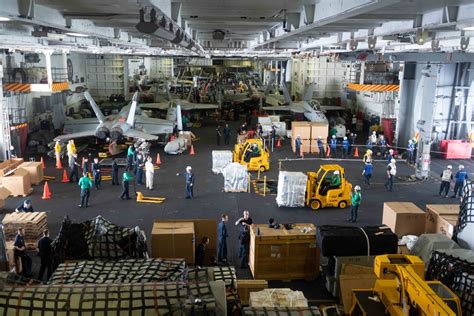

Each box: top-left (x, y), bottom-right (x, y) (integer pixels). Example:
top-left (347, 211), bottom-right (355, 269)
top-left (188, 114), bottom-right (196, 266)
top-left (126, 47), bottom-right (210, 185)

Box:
top-left (305, 164), bottom-right (352, 210)
top-left (350, 254), bottom-right (462, 315)
top-left (233, 138), bottom-right (270, 172)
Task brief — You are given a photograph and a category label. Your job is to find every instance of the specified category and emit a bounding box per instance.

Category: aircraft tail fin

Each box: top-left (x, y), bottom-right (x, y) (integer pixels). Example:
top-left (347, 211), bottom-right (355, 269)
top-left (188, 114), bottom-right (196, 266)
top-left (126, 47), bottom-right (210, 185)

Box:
top-left (304, 82), bottom-right (317, 102)
top-left (281, 82), bottom-right (292, 105)
top-left (84, 91), bottom-right (105, 123)
top-left (126, 92), bottom-right (139, 126)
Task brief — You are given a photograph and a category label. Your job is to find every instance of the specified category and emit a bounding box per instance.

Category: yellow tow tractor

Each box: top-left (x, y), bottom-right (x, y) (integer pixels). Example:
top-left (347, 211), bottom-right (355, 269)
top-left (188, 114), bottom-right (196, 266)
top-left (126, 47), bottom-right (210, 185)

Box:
top-left (350, 254), bottom-right (462, 316)
top-left (233, 138), bottom-right (270, 172)
top-left (305, 164), bottom-right (352, 210)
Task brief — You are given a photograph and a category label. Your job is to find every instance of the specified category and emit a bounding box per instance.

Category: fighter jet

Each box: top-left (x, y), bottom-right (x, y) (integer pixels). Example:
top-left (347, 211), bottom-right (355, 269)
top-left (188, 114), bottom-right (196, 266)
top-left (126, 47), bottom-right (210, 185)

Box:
top-left (54, 91), bottom-right (178, 142)
top-left (262, 82), bottom-right (330, 123)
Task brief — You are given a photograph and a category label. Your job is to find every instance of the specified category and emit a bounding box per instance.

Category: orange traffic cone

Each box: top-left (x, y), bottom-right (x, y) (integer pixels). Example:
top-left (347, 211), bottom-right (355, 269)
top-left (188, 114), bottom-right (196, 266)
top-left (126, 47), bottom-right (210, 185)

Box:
top-left (326, 146), bottom-right (331, 157)
top-left (353, 146), bottom-right (359, 157)
top-left (156, 153), bottom-right (162, 165)
top-left (189, 145), bottom-right (195, 155)
top-left (276, 137), bottom-right (281, 148)
top-left (56, 157), bottom-right (63, 169)
top-left (61, 169), bottom-right (69, 183)
top-left (40, 157), bottom-right (45, 169)
top-left (41, 181), bottom-right (52, 200)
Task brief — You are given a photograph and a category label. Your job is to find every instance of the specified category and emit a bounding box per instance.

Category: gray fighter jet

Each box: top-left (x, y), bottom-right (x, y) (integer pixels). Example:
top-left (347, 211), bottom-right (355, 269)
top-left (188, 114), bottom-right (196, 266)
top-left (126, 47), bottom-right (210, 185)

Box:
top-left (54, 91), bottom-right (178, 142)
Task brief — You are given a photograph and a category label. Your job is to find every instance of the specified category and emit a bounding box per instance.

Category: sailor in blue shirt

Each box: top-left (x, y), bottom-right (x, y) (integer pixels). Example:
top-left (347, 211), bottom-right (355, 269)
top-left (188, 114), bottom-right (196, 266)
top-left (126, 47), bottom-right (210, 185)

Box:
top-left (177, 166), bottom-right (195, 199)
top-left (452, 164), bottom-right (468, 198)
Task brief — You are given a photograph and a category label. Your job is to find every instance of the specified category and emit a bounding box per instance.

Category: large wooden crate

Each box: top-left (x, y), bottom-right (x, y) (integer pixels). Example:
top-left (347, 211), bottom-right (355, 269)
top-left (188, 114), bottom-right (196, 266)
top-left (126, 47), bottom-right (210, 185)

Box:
top-left (249, 224), bottom-right (319, 281)
top-left (291, 121), bottom-right (328, 154)
top-left (18, 161), bottom-right (44, 185)
top-left (2, 212), bottom-right (47, 247)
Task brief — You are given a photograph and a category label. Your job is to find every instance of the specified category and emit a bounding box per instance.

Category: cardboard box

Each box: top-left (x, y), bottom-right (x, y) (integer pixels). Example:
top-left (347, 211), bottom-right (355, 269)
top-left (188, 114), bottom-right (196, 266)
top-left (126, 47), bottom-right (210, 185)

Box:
top-left (1, 169), bottom-right (32, 197)
top-left (154, 219), bottom-right (217, 266)
top-left (0, 158), bottom-right (24, 176)
top-left (18, 162), bottom-right (43, 185)
top-left (382, 202), bottom-right (425, 237)
top-left (0, 186), bottom-right (11, 209)
top-left (291, 121), bottom-right (328, 154)
top-left (425, 204), bottom-right (459, 234)
top-left (237, 280), bottom-right (268, 306)
top-left (151, 221), bottom-right (195, 264)
top-left (436, 215), bottom-right (458, 239)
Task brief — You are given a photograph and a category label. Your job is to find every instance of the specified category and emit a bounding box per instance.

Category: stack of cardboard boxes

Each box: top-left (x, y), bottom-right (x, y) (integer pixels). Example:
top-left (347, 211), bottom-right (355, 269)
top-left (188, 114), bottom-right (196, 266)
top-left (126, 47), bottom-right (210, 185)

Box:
top-left (425, 204), bottom-right (459, 239)
top-left (0, 159), bottom-right (43, 199)
top-left (291, 121), bottom-right (328, 154)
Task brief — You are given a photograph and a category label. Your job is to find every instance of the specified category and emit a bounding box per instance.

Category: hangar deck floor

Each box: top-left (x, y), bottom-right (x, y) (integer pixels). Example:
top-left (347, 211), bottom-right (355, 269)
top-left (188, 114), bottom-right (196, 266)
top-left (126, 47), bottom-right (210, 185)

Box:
top-left (3, 121), bottom-right (471, 301)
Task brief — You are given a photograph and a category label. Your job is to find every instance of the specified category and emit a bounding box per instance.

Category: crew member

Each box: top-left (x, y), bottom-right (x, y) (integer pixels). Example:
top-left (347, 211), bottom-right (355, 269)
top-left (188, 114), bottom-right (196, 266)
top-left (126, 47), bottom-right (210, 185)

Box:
top-left (349, 186), bottom-right (362, 223)
top-left (407, 139), bottom-right (415, 164)
top-left (329, 135), bottom-right (337, 158)
top-left (217, 214), bottom-right (229, 264)
top-left (111, 157), bottom-right (119, 185)
top-left (384, 159), bottom-right (397, 192)
top-left (235, 210), bottom-right (253, 230)
top-left (239, 225), bottom-right (250, 269)
top-left (127, 145), bottom-right (134, 170)
top-left (322, 170), bottom-right (341, 195)
top-left (78, 171), bottom-right (93, 208)
top-left (92, 157), bottom-right (101, 190)
top-left (362, 160), bottom-right (373, 186)
top-left (37, 229), bottom-right (53, 281)
top-left (195, 237), bottom-right (210, 268)
top-left (379, 135), bottom-right (387, 158)
top-left (54, 141), bottom-right (61, 167)
top-left (342, 136), bottom-right (350, 158)
top-left (14, 228), bottom-right (31, 278)
top-left (317, 136), bottom-right (325, 158)
top-left (177, 166), bottom-right (195, 199)
top-left (68, 153), bottom-right (80, 183)
top-left (452, 165), bottom-right (468, 198)
top-left (216, 125), bottom-right (222, 145)
top-left (120, 168), bottom-right (133, 200)
top-left (224, 124), bottom-right (230, 145)
top-left (145, 156), bottom-right (154, 190)
top-left (439, 165), bottom-right (453, 198)
top-left (135, 151), bottom-right (144, 185)
top-left (15, 199), bottom-right (34, 213)
top-left (295, 135), bottom-right (302, 158)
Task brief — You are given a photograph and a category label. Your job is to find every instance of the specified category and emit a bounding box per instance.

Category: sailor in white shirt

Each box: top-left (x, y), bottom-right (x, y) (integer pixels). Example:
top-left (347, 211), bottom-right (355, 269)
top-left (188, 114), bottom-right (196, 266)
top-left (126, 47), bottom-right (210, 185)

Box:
top-left (145, 156), bottom-right (155, 190)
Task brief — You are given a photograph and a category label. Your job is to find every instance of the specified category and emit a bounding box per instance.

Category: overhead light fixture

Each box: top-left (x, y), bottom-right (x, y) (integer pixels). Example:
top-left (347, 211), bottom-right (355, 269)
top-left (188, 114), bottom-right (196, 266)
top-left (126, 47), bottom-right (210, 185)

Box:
top-left (462, 26), bottom-right (474, 31)
top-left (0, 17), bottom-right (11, 21)
top-left (65, 32), bottom-right (89, 37)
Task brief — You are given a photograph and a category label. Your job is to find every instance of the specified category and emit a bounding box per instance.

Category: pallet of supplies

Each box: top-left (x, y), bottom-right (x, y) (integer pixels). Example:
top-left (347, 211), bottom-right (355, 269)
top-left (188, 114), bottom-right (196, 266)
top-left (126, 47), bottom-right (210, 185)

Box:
top-left (18, 161), bottom-right (44, 185)
top-left (212, 150), bottom-right (233, 174)
top-left (1, 168), bottom-right (32, 197)
top-left (242, 307), bottom-right (322, 315)
top-left (2, 212), bottom-right (47, 246)
top-left (223, 162), bottom-right (248, 192)
top-left (276, 171), bottom-right (307, 207)
top-left (0, 278), bottom-right (223, 315)
top-left (237, 280), bottom-right (268, 306)
top-left (249, 288), bottom-right (308, 308)
top-left (291, 121), bottom-right (328, 154)
top-left (249, 224), bottom-right (319, 281)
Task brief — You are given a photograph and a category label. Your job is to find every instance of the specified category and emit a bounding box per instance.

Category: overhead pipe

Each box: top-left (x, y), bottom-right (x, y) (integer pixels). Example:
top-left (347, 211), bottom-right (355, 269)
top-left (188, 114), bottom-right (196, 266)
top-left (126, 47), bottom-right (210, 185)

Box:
top-left (135, 7), bottom-right (203, 54)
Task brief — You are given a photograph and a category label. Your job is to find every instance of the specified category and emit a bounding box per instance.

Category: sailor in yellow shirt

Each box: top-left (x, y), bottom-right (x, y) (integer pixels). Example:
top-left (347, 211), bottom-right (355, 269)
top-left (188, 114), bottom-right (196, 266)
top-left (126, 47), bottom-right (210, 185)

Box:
top-left (54, 141), bottom-right (62, 167)
top-left (66, 140), bottom-right (77, 165)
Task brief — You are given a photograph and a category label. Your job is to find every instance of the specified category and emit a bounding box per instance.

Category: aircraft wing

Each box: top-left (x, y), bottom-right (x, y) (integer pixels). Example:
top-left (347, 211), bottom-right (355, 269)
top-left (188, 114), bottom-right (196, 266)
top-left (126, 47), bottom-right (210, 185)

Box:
top-left (54, 130), bottom-right (97, 142)
top-left (263, 106), bottom-right (305, 113)
top-left (139, 103), bottom-right (170, 110)
top-left (63, 117), bottom-right (100, 134)
top-left (179, 103), bottom-right (218, 110)
top-left (134, 116), bottom-right (175, 135)
top-left (124, 129), bottom-right (159, 141)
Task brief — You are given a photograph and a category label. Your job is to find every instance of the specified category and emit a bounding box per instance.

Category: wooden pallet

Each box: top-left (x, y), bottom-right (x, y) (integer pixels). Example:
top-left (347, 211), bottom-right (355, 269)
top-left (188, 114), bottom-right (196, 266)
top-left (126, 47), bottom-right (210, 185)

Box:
top-left (10, 188), bottom-right (33, 197)
top-left (2, 211), bottom-right (48, 241)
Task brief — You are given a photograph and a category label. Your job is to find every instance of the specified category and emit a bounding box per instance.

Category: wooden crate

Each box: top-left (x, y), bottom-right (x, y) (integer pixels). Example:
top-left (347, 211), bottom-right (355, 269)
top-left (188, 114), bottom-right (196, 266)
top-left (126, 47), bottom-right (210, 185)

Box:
top-left (151, 221), bottom-right (195, 264)
top-left (249, 224), bottom-right (319, 281)
top-left (19, 162), bottom-right (44, 185)
top-left (237, 280), bottom-right (268, 306)
top-left (0, 158), bottom-right (24, 176)
top-left (2, 212), bottom-right (48, 244)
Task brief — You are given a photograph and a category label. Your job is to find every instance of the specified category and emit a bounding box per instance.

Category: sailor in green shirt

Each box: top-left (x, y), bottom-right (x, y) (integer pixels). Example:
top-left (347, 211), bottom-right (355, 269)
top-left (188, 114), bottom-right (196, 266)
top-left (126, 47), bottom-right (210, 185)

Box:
top-left (78, 172), bottom-right (93, 208)
top-left (349, 185), bottom-right (362, 223)
top-left (322, 170), bottom-right (341, 195)
top-left (120, 168), bottom-right (134, 200)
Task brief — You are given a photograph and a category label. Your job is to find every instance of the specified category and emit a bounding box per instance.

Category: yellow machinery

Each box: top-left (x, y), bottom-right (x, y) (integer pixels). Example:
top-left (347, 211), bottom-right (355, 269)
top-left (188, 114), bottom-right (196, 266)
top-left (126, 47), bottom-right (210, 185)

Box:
top-left (350, 254), bottom-right (462, 316)
top-left (305, 164), bottom-right (352, 210)
top-left (233, 138), bottom-right (270, 172)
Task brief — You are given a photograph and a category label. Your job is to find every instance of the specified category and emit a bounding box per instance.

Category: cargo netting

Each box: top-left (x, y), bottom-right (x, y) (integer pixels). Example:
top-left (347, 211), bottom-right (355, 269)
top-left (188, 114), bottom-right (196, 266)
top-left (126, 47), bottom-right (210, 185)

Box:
top-left (453, 180), bottom-right (474, 240)
top-left (49, 258), bottom-right (186, 284)
top-left (426, 251), bottom-right (474, 316)
top-left (242, 307), bottom-right (322, 315)
top-left (52, 216), bottom-right (147, 262)
top-left (0, 273), bottom-right (218, 315)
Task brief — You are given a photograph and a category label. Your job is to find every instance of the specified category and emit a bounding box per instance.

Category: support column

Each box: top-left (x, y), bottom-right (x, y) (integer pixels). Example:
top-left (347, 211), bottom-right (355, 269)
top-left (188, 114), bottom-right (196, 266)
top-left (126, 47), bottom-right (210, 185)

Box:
top-left (44, 50), bottom-right (53, 87)
top-left (415, 65), bottom-right (438, 180)
top-left (61, 52), bottom-right (68, 82)
top-left (0, 59), bottom-right (11, 160)
top-left (123, 55), bottom-right (129, 97)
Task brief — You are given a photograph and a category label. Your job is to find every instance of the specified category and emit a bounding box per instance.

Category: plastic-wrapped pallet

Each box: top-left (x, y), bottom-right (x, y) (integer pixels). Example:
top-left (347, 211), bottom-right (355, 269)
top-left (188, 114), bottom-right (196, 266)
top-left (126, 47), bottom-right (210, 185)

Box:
top-left (276, 171), bottom-right (308, 207)
top-left (212, 150), bottom-right (233, 174)
top-left (223, 163), bottom-right (248, 192)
